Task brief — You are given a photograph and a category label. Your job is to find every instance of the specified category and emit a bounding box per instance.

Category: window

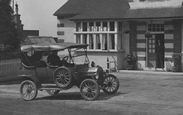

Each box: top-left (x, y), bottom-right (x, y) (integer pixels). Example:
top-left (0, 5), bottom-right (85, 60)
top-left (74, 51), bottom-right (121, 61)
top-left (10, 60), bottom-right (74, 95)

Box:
top-left (83, 22), bottom-right (87, 31)
top-left (148, 37), bottom-right (155, 53)
top-left (109, 34), bottom-right (115, 50)
top-left (103, 22), bottom-right (108, 31)
top-left (118, 21), bottom-right (123, 31)
top-left (89, 22), bottom-right (94, 31)
top-left (57, 23), bottom-right (64, 27)
top-left (96, 22), bottom-right (101, 31)
top-left (83, 34), bottom-right (87, 44)
top-left (102, 34), bottom-right (107, 50)
top-left (76, 22), bottom-right (81, 32)
top-left (119, 34), bottom-right (123, 49)
top-left (148, 24), bottom-right (164, 32)
top-left (76, 34), bottom-right (81, 44)
top-left (89, 34), bottom-right (94, 49)
top-left (57, 31), bottom-right (64, 35)
top-left (74, 21), bottom-right (119, 51)
top-left (110, 22), bottom-right (115, 31)
top-left (96, 34), bottom-right (101, 49)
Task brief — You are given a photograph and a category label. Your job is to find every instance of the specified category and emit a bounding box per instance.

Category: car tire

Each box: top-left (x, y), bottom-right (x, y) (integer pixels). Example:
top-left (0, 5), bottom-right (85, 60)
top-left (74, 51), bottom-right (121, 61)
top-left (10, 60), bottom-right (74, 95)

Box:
top-left (80, 79), bottom-right (99, 101)
top-left (102, 74), bottom-right (119, 94)
top-left (19, 80), bottom-right (38, 101)
top-left (53, 67), bottom-right (73, 89)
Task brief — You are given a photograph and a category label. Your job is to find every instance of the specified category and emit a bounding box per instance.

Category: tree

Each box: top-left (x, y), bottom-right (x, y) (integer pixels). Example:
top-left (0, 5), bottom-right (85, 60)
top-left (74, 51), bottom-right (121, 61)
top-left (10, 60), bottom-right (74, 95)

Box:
top-left (0, 0), bottom-right (20, 51)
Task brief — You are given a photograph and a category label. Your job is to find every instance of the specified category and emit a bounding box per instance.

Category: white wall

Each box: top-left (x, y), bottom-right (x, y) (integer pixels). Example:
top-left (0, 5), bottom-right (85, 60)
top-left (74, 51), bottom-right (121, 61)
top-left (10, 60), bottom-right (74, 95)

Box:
top-left (57, 18), bottom-right (75, 42)
top-left (87, 51), bottom-right (125, 70)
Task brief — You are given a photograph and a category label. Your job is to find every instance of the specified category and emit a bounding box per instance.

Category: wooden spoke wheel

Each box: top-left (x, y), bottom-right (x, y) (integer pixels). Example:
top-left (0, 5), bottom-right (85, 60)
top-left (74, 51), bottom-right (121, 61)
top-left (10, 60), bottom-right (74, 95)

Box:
top-left (46, 90), bottom-right (60, 96)
top-left (80, 79), bottom-right (99, 101)
top-left (19, 80), bottom-right (38, 101)
top-left (102, 74), bottom-right (119, 94)
top-left (53, 67), bottom-right (73, 89)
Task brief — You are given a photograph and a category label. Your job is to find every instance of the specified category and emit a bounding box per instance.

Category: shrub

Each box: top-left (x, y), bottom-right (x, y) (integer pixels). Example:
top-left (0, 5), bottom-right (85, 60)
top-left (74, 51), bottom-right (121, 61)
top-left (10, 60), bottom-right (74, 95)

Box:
top-left (172, 53), bottom-right (182, 67)
top-left (123, 54), bottom-right (137, 65)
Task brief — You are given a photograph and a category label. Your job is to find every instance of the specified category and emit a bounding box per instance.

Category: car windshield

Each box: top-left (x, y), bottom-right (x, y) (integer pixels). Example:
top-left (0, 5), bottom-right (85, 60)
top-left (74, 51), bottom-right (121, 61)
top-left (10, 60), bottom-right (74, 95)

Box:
top-left (58, 47), bottom-right (89, 65)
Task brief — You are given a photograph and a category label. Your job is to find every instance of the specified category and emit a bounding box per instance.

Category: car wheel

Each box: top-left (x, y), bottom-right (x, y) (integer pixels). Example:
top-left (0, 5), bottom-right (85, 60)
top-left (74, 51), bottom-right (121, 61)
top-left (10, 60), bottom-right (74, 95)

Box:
top-left (102, 74), bottom-right (119, 94)
top-left (19, 80), bottom-right (38, 101)
top-left (80, 79), bottom-right (99, 101)
top-left (46, 90), bottom-right (60, 96)
top-left (53, 67), bottom-right (73, 89)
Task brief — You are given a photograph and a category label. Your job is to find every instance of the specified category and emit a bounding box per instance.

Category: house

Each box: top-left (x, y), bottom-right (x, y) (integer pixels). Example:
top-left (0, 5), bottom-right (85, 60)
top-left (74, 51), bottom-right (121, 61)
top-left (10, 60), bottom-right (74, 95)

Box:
top-left (54, 0), bottom-right (183, 71)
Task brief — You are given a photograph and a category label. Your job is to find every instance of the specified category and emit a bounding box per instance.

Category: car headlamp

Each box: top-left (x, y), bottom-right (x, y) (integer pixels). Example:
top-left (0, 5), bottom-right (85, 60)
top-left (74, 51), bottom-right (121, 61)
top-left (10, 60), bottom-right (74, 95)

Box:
top-left (95, 73), bottom-right (99, 79)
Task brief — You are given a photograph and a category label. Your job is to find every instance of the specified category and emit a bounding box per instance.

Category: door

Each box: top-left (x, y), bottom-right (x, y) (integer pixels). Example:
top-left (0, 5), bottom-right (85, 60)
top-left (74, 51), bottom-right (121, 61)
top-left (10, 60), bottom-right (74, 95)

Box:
top-left (155, 34), bottom-right (164, 68)
top-left (147, 35), bottom-right (156, 67)
top-left (146, 34), bottom-right (164, 68)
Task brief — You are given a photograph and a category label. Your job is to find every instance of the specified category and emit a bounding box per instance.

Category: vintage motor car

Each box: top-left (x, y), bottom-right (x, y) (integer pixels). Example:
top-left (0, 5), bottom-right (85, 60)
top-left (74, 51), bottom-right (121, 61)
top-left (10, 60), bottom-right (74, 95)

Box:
top-left (18, 42), bottom-right (119, 101)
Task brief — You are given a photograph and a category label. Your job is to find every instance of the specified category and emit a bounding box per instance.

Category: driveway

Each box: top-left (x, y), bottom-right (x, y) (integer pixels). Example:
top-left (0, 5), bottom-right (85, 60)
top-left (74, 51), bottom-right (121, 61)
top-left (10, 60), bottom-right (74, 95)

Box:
top-left (0, 71), bottom-right (183, 115)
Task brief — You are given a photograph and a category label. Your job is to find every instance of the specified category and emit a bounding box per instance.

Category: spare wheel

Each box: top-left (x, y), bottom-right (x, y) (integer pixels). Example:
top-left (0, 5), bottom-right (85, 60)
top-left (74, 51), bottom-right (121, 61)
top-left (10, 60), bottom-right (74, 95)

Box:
top-left (53, 67), bottom-right (73, 89)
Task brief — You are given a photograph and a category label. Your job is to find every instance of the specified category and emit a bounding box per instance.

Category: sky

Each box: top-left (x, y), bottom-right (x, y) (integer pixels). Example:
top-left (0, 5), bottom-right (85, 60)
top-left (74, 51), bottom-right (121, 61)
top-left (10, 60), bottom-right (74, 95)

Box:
top-left (13, 0), bottom-right (68, 37)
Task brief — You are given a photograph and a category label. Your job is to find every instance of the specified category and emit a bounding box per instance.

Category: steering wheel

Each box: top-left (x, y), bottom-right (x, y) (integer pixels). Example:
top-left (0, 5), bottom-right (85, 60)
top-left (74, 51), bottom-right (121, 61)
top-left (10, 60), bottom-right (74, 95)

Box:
top-left (62, 56), bottom-right (69, 62)
top-left (61, 56), bottom-right (71, 67)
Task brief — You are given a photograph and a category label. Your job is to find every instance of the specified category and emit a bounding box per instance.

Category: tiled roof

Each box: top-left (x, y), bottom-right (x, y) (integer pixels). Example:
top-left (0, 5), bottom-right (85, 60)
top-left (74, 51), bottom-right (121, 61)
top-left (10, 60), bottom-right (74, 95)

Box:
top-left (54, 0), bottom-right (86, 16)
top-left (123, 7), bottom-right (183, 19)
top-left (54, 0), bottom-right (130, 19)
top-left (54, 0), bottom-right (183, 20)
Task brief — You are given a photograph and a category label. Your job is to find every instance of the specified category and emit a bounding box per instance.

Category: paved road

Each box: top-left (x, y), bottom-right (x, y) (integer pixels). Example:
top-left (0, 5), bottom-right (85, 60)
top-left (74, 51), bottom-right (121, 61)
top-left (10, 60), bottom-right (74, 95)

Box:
top-left (1, 72), bottom-right (183, 115)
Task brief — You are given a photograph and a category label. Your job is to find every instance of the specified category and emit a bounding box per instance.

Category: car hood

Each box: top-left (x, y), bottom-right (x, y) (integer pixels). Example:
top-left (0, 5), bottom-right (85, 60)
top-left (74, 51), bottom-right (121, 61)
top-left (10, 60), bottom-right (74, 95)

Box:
top-left (78, 67), bottom-right (98, 73)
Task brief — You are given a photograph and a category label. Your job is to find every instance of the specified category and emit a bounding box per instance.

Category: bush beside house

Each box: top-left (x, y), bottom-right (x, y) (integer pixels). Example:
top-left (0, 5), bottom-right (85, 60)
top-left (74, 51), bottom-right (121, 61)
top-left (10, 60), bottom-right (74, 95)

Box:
top-left (123, 53), bottom-right (137, 70)
top-left (172, 53), bottom-right (182, 72)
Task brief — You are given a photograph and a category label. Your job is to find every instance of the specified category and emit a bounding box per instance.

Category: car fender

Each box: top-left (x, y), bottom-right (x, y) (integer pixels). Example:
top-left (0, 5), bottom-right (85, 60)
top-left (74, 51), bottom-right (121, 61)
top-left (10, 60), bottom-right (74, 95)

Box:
top-left (104, 73), bottom-right (116, 78)
top-left (17, 75), bottom-right (41, 88)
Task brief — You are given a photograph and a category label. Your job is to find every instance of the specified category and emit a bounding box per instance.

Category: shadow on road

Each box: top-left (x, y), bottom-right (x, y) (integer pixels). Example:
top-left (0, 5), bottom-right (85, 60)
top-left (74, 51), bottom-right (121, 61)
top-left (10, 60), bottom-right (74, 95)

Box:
top-left (36, 91), bottom-right (125, 101)
top-left (37, 92), bottom-right (83, 100)
top-left (0, 80), bottom-right (21, 85)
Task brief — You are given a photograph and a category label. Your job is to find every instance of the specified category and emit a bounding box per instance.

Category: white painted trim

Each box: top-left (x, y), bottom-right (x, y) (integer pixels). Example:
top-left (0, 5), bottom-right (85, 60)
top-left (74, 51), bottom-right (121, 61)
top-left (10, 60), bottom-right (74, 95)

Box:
top-left (138, 55), bottom-right (145, 57)
top-left (165, 56), bottom-right (172, 58)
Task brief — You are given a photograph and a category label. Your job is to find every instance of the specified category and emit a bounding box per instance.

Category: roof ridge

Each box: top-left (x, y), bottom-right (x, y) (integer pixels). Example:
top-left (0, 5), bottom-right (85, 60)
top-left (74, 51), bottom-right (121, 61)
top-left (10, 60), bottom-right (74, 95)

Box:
top-left (130, 6), bottom-right (183, 10)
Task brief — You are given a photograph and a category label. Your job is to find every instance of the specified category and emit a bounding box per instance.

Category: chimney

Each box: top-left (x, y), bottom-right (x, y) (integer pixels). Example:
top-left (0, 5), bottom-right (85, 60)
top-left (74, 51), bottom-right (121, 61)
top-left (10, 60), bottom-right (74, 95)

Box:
top-left (15, 2), bottom-right (18, 14)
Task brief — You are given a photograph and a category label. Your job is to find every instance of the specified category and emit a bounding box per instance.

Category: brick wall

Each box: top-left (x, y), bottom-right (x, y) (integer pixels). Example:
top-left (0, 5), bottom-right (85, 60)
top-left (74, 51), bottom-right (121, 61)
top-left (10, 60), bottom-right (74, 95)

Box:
top-left (129, 21), bottom-right (137, 53)
top-left (173, 19), bottom-right (182, 53)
